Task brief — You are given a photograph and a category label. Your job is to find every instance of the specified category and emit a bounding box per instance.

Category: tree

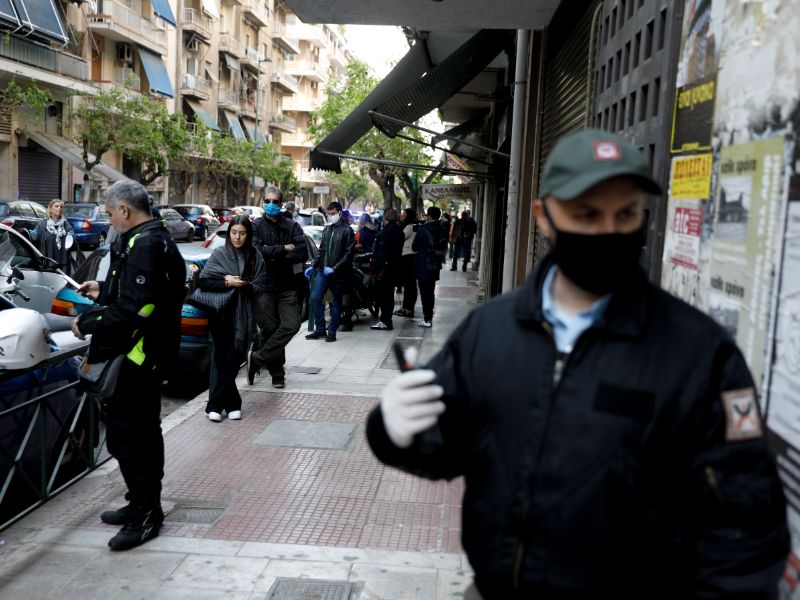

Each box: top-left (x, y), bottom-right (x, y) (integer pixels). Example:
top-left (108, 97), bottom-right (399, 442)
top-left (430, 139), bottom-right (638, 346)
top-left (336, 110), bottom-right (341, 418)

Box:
top-left (169, 122), bottom-right (213, 201)
top-left (310, 59), bottom-right (436, 213)
top-left (0, 81), bottom-right (53, 131)
top-left (327, 166), bottom-right (368, 208)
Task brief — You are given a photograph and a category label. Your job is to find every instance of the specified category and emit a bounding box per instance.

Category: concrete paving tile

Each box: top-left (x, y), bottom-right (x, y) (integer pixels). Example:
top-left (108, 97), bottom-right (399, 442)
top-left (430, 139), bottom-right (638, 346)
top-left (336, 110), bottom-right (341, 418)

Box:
top-left (155, 584), bottom-right (252, 600)
top-left (436, 568), bottom-right (472, 599)
top-left (350, 563), bottom-right (438, 600)
top-left (73, 549), bottom-right (186, 583)
top-left (144, 536), bottom-right (244, 556)
top-left (24, 526), bottom-right (111, 547)
top-left (0, 544), bottom-right (99, 597)
top-left (60, 580), bottom-right (162, 600)
top-left (254, 559), bottom-right (351, 591)
top-left (358, 549), bottom-right (463, 570)
top-left (166, 555), bottom-right (268, 591)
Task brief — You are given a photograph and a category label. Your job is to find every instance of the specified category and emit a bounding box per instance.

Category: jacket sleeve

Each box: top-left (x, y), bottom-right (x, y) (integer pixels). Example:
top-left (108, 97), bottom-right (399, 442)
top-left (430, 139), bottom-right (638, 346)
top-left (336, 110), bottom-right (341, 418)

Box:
top-left (78, 237), bottom-right (160, 339)
top-left (250, 252), bottom-right (268, 294)
top-left (286, 222), bottom-right (308, 264)
top-left (253, 220), bottom-right (286, 257)
top-left (371, 231), bottom-right (387, 272)
top-left (412, 227), bottom-right (431, 253)
top-left (689, 339), bottom-right (789, 598)
top-left (332, 228), bottom-right (354, 271)
top-left (366, 315), bottom-right (474, 481)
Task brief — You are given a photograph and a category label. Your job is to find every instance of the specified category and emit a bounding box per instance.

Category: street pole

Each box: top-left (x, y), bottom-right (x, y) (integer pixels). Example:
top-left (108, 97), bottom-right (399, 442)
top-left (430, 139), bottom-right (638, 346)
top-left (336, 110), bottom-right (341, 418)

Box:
top-left (251, 60), bottom-right (260, 206)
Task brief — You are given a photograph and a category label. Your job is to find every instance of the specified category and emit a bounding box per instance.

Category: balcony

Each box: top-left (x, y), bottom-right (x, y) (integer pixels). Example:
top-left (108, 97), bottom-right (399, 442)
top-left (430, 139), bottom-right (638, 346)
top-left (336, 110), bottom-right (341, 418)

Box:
top-left (284, 59), bottom-right (329, 83)
top-left (294, 160), bottom-right (328, 184)
top-left (218, 88), bottom-right (241, 111)
top-left (330, 46), bottom-right (348, 71)
top-left (282, 94), bottom-right (316, 113)
top-left (271, 21), bottom-right (300, 54)
top-left (270, 67), bottom-right (299, 94)
top-left (219, 32), bottom-right (242, 58)
top-left (180, 73), bottom-right (210, 100)
top-left (287, 22), bottom-right (329, 48)
top-left (269, 113), bottom-right (296, 133)
top-left (0, 34), bottom-right (89, 82)
top-left (241, 47), bottom-right (269, 72)
top-left (87, 0), bottom-right (167, 55)
top-left (114, 66), bottom-right (141, 89)
top-left (241, 0), bottom-right (269, 28)
top-left (182, 8), bottom-right (212, 40)
top-left (280, 131), bottom-right (312, 148)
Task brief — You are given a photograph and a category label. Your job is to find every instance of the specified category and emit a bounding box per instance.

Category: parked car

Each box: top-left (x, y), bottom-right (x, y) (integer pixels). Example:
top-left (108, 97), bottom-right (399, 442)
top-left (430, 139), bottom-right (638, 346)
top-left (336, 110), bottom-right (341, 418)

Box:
top-left (173, 204), bottom-right (220, 241)
top-left (162, 208), bottom-right (195, 242)
top-left (63, 203), bottom-right (111, 248)
top-left (302, 225), bottom-right (324, 247)
top-left (298, 209), bottom-right (327, 227)
top-left (0, 200), bottom-right (47, 241)
top-left (230, 205), bottom-right (263, 221)
top-left (212, 207), bottom-right (238, 224)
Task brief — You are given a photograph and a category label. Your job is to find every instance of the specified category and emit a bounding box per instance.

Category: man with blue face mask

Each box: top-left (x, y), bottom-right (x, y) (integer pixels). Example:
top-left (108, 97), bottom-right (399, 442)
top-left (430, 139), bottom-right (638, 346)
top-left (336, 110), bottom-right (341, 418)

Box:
top-left (247, 186), bottom-right (307, 388)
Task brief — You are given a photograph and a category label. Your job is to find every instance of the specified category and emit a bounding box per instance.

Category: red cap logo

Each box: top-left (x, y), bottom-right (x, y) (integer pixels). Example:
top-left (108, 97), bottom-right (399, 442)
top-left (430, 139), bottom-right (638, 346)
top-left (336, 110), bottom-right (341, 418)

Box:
top-left (593, 141), bottom-right (622, 161)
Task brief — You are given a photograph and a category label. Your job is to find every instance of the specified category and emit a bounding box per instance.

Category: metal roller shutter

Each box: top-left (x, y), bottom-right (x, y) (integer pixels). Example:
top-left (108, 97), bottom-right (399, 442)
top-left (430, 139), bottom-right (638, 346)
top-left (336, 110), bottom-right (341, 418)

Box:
top-left (19, 145), bottom-right (61, 203)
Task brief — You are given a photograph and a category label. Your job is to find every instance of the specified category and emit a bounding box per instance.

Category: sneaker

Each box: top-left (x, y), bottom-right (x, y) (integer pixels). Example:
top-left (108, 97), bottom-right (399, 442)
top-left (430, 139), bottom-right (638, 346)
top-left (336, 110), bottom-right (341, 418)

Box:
top-left (228, 410), bottom-right (241, 420)
top-left (272, 377), bottom-right (286, 388)
top-left (370, 322), bottom-right (393, 331)
top-left (207, 411), bottom-right (222, 422)
top-left (246, 350), bottom-right (259, 385)
top-left (107, 507), bottom-right (163, 551)
top-left (325, 334), bottom-right (337, 342)
top-left (101, 503), bottom-right (137, 526)
top-left (305, 331), bottom-right (326, 340)
top-left (417, 320), bottom-right (432, 328)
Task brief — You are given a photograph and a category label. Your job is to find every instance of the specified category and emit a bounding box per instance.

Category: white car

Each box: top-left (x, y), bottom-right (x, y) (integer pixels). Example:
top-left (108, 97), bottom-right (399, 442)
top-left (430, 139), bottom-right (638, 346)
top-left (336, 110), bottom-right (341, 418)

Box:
top-left (231, 205), bottom-right (264, 221)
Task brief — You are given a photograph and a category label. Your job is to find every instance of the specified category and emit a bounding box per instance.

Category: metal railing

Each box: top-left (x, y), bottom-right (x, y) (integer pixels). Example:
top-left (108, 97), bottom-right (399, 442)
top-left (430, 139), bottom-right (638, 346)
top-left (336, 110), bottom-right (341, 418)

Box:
top-left (218, 88), bottom-right (240, 110)
top-left (219, 32), bottom-right (242, 57)
top-left (282, 94), bottom-right (315, 112)
top-left (180, 73), bottom-right (210, 97)
top-left (270, 67), bottom-right (299, 92)
top-left (182, 8), bottom-right (212, 37)
top-left (270, 112), bottom-right (296, 130)
top-left (285, 59), bottom-right (329, 79)
top-left (0, 343), bottom-right (108, 532)
top-left (87, 0), bottom-right (167, 50)
top-left (241, 0), bottom-right (269, 26)
top-left (0, 35), bottom-right (89, 81)
top-left (114, 66), bottom-right (141, 89)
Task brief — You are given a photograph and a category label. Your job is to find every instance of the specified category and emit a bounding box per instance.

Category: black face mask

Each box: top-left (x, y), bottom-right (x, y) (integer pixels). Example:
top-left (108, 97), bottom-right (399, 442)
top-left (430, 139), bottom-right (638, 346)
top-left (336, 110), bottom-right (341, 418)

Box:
top-left (545, 207), bottom-right (645, 295)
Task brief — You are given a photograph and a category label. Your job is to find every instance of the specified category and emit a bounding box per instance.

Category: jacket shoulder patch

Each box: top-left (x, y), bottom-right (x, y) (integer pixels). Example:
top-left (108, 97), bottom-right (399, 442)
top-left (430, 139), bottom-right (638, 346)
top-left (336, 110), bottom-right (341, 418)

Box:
top-left (722, 387), bottom-right (762, 441)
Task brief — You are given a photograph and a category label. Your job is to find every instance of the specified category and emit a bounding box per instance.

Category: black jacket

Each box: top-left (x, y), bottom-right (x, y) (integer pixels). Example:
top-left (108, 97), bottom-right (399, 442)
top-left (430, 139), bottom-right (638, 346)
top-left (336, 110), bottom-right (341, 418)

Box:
top-left (412, 220), bottom-right (448, 282)
top-left (252, 215), bottom-right (308, 292)
top-left (313, 222), bottom-right (354, 279)
top-left (370, 221), bottom-right (404, 281)
top-left (453, 216), bottom-right (477, 241)
top-left (367, 254), bottom-right (789, 599)
top-left (78, 219), bottom-right (186, 370)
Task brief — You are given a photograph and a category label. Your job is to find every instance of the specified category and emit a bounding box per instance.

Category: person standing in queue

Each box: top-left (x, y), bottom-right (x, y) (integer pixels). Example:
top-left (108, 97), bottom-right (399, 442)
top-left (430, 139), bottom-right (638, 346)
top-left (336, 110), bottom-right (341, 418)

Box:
top-left (367, 129), bottom-right (789, 599)
top-left (450, 210), bottom-right (477, 271)
top-left (248, 186), bottom-right (308, 388)
top-left (412, 207), bottom-right (448, 328)
top-left (395, 207), bottom-right (418, 319)
top-left (369, 208), bottom-right (404, 331)
top-left (305, 201), bottom-right (354, 342)
top-left (73, 180), bottom-right (185, 551)
top-left (35, 199), bottom-right (75, 272)
top-left (201, 215), bottom-right (266, 421)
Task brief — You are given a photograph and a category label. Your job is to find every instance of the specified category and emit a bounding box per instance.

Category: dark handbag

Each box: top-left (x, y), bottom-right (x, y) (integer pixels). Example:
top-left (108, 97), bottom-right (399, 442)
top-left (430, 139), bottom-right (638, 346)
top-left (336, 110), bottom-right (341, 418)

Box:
top-left (78, 354), bottom-right (125, 402)
top-left (188, 286), bottom-right (235, 311)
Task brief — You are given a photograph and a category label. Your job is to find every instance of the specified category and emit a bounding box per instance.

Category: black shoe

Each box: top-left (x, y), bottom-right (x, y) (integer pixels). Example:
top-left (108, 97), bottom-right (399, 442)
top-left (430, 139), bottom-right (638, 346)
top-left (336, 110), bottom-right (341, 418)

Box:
top-left (101, 503), bottom-right (137, 526)
top-left (370, 322), bottom-right (393, 331)
top-left (450, 267), bottom-right (457, 271)
top-left (305, 331), bottom-right (326, 340)
top-left (246, 350), bottom-right (259, 385)
top-left (325, 334), bottom-right (337, 342)
top-left (462, 266), bottom-right (467, 272)
top-left (272, 376), bottom-right (285, 389)
top-left (107, 507), bottom-right (163, 551)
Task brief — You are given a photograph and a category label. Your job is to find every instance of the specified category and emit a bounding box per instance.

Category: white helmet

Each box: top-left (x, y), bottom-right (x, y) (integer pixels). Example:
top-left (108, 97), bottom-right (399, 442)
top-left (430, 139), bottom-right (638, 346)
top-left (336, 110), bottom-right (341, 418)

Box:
top-left (0, 308), bottom-right (51, 370)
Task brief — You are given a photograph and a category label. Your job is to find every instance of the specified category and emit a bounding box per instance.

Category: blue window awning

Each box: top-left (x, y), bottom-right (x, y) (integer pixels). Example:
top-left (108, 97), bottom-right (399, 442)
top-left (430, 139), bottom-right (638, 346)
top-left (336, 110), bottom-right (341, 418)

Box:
top-left (224, 112), bottom-right (246, 140)
top-left (0, 0), bottom-right (20, 28)
top-left (11, 0), bottom-right (67, 43)
top-left (186, 100), bottom-right (220, 131)
top-left (150, 0), bottom-right (176, 27)
top-left (138, 47), bottom-right (174, 98)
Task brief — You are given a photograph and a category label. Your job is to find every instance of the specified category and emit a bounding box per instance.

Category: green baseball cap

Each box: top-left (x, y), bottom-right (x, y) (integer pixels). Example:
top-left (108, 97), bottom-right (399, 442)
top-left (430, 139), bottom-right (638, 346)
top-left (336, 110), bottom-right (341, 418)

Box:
top-left (539, 129), bottom-right (662, 201)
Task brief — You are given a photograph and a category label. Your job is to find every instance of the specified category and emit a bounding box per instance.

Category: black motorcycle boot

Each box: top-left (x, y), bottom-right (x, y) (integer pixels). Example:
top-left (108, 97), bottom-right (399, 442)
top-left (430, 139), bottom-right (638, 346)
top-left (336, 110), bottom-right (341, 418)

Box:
top-left (101, 503), bottom-right (138, 526)
top-left (108, 506), bottom-right (164, 551)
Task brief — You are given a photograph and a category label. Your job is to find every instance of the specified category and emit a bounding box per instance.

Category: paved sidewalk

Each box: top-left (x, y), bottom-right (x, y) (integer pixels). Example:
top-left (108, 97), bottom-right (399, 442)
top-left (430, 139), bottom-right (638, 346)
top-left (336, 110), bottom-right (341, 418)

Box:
top-left (0, 270), bottom-right (480, 600)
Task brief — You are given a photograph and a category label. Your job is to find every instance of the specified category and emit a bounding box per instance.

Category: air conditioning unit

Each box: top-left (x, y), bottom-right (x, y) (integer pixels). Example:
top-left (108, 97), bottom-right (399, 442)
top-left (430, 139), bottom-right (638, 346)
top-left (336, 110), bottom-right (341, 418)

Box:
top-left (117, 43), bottom-right (133, 64)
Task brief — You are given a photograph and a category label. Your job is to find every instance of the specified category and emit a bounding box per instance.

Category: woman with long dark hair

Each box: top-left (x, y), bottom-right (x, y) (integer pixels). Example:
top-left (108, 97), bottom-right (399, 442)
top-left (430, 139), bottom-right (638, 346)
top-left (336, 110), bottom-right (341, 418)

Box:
top-left (198, 215), bottom-right (266, 421)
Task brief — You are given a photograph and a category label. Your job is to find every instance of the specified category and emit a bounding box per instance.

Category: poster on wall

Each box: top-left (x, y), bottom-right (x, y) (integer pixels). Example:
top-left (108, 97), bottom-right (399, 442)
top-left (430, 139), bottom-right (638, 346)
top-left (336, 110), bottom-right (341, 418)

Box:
top-left (708, 137), bottom-right (784, 389)
top-left (670, 76), bottom-right (716, 154)
top-left (676, 0), bottom-right (725, 88)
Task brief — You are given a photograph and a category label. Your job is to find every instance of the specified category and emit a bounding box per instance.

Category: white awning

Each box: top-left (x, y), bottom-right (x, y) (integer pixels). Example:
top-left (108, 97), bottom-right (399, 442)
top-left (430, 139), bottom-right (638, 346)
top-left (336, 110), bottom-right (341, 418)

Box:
top-left (25, 131), bottom-right (128, 182)
top-left (200, 0), bottom-right (219, 20)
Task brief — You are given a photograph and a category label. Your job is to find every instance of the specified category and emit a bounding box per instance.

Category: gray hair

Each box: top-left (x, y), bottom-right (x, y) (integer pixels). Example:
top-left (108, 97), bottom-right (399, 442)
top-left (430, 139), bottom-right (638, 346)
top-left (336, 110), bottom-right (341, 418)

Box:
top-left (284, 201), bottom-right (296, 212)
top-left (261, 185), bottom-right (283, 202)
top-left (103, 180), bottom-right (150, 214)
top-left (384, 208), bottom-right (398, 223)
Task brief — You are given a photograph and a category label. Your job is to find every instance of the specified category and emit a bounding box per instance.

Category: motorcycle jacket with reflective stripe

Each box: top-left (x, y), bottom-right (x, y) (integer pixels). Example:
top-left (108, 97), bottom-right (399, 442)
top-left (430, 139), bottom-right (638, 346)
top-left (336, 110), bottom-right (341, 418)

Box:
top-left (367, 253), bottom-right (789, 599)
top-left (78, 219), bottom-right (186, 370)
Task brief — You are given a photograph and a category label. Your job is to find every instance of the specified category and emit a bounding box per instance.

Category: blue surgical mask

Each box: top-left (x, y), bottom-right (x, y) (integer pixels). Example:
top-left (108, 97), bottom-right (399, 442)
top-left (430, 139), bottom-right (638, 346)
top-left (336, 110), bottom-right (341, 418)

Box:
top-left (264, 203), bottom-right (281, 217)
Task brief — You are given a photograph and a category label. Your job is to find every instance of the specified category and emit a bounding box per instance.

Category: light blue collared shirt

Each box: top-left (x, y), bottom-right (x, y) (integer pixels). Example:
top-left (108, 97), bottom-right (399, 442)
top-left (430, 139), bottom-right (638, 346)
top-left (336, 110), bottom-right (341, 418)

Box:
top-left (541, 265), bottom-right (611, 354)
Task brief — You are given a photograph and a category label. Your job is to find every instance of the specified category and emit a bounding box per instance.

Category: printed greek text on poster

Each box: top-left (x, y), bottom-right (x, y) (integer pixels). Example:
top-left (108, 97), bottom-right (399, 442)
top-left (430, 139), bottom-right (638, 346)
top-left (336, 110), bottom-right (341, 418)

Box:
top-left (671, 153), bottom-right (713, 199)
top-left (671, 76), bottom-right (716, 154)
top-left (420, 184), bottom-right (480, 201)
top-left (708, 137), bottom-right (784, 390)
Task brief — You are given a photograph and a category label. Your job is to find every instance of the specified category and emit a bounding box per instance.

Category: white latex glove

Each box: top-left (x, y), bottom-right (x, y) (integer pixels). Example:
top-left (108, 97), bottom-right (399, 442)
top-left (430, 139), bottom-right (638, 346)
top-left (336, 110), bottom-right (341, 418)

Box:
top-left (380, 369), bottom-right (446, 449)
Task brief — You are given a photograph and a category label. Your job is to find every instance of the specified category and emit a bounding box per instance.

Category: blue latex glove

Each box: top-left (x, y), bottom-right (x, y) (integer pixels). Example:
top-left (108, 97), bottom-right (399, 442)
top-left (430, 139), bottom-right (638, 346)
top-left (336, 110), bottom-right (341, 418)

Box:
top-left (323, 267), bottom-right (334, 276)
top-left (304, 266), bottom-right (314, 279)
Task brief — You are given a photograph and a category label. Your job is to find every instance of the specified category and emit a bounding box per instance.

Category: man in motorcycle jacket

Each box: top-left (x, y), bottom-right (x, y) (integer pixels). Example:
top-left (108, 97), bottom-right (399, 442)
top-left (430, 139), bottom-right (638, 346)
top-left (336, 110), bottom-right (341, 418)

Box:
top-left (73, 180), bottom-right (185, 551)
top-left (367, 129), bottom-right (789, 599)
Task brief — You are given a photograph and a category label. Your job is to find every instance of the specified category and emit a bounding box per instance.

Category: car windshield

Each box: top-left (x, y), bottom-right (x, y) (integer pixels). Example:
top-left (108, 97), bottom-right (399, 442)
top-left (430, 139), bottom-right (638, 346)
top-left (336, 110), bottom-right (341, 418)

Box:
top-left (176, 206), bottom-right (202, 216)
top-left (64, 205), bottom-right (96, 218)
top-left (0, 204), bottom-right (9, 218)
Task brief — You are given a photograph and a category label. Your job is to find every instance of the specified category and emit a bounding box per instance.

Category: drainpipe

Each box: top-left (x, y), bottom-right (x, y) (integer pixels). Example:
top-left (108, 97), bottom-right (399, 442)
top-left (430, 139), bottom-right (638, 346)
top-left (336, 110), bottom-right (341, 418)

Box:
top-left (501, 29), bottom-right (529, 293)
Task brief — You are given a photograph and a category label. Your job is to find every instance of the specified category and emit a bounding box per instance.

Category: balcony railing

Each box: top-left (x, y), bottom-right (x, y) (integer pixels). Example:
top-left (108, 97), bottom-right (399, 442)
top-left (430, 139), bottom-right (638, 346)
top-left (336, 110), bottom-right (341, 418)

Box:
top-left (114, 66), bottom-right (141, 89)
top-left (280, 131), bottom-right (312, 147)
top-left (180, 73), bottom-right (210, 98)
top-left (285, 59), bottom-right (329, 81)
top-left (282, 94), bottom-right (315, 112)
top-left (270, 67), bottom-right (299, 93)
top-left (0, 35), bottom-right (89, 81)
top-left (241, 0), bottom-right (269, 27)
top-left (219, 32), bottom-right (242, 57)
top-left (218, 88), bottom-right (240, 110)
top-left (270, 113), bottom-right (296, 131)
top-left (87, 0), bottom-right (167, 51)
top-left (182, 8), bottom-right (212, 38)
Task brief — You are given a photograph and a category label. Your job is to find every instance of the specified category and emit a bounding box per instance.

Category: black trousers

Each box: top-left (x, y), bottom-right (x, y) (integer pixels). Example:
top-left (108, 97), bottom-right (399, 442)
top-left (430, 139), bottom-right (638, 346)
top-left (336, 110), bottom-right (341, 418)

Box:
top-left (452, 239), bottom-right (472, 269)
top-left (400, 255), bottom-right (417, 311)
top-left (419, 278), bottom-right (436, 322)
top-left (207, 313), bottom-right (244, 414)
top-left (253, 290), bottom-right (301, 378)
top-left (105, 360), bottom-right (164, 510)
top-left (376, 277), bottom-right (396, 327)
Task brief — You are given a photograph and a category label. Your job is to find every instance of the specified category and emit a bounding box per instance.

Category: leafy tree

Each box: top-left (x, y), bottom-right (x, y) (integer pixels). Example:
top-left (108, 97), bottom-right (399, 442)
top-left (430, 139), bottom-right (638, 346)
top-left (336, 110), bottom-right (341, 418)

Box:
top-left (205, 132), bottom-right (253, 203)
top-left (327, 166), bottom-right (368, 208)
top-left (0, 81), bottom-right (53, 130)
top-left (310, 59), bottom-right (437, 212)
top-left (169, 121), bottom-right (213, 201)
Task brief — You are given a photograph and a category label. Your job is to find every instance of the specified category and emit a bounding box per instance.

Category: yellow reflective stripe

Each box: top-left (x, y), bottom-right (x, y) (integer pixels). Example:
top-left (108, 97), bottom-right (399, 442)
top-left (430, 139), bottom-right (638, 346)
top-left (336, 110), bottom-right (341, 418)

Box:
top-left (138, 304), bottom-right (155, 318)
top-left (126, 337), bottom-right (145, 366)
top-left (128, 233), bottom-right (142, 249)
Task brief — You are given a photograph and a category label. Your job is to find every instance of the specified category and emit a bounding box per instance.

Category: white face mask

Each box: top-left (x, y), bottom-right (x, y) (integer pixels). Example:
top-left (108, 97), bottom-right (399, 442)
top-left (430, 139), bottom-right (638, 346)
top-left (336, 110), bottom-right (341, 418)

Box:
top-left (329, 213), bottom-right (341, 225)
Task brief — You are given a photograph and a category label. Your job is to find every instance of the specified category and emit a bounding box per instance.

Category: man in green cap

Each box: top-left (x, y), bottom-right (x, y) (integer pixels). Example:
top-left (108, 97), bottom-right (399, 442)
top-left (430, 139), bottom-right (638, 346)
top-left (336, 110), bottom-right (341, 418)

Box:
top-left (366, 129), bottom-right (788, 598)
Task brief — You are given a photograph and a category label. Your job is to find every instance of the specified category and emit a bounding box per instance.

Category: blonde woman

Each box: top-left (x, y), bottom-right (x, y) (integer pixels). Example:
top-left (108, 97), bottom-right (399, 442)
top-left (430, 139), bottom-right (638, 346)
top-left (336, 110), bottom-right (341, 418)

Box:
top-left (34, 199), bottom-right (74, 271)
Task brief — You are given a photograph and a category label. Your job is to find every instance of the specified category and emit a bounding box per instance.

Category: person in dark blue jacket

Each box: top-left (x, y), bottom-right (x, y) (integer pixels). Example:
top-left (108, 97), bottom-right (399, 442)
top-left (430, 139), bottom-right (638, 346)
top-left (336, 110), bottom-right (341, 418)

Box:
top-left (412, 207), bottom-right (448, 327)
